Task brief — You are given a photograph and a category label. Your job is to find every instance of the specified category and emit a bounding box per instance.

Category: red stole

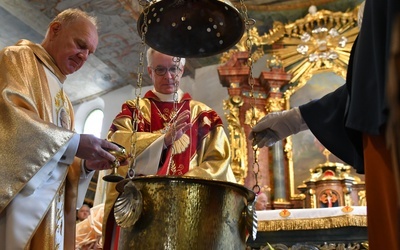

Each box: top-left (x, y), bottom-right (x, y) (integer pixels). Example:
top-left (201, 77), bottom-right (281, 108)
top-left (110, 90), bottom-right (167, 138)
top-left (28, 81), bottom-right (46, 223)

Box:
top-left (148, 100), bottom-right (194, 175)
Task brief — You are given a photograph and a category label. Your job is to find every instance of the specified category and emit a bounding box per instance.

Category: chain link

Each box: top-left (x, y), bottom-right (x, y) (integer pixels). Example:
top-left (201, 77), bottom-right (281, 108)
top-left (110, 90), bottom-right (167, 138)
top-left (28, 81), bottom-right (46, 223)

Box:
top-left (166, 56), bottom-right (181, 172)
top-left (127, 1), bottom-right (151, 178)
top-left (238, 0), bottom-right (260, 193)
top-left (252, 146), bottom-right (261, 194)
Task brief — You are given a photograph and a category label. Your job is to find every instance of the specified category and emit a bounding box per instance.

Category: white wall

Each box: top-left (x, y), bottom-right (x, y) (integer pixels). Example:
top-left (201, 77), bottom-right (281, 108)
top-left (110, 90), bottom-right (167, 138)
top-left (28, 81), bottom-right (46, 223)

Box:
top-left (73, 64), bottom-right (230, 139)
top-left (191, 64), bottom-right (230, 129)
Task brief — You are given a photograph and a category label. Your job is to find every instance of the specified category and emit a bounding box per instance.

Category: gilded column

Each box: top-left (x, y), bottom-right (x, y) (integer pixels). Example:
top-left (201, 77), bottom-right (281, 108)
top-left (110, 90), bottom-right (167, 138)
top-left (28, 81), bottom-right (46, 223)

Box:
top-left (272, 141), bottom-right (286, 201)
top-left (260, 56), bottom-right (292, 207)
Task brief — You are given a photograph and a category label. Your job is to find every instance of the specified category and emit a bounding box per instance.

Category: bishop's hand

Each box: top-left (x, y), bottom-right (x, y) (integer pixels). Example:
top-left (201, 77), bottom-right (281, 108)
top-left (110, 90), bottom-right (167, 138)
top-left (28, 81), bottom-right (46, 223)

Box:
top-left (164, 110), bottom-right (192, 147)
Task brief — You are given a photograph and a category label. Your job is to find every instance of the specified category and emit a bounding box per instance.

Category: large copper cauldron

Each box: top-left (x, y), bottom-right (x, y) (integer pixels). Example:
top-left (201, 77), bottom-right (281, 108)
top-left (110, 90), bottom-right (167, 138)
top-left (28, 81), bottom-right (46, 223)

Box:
top-left (115, 175), bottom-right (256, 249)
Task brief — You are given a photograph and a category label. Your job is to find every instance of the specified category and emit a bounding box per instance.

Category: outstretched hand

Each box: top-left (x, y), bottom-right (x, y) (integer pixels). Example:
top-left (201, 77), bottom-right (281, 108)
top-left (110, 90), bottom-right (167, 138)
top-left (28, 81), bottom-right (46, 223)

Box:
top-left (249, 107), bottom-right (308, 148)
top-left (164, 110), bottom-right (192, 147)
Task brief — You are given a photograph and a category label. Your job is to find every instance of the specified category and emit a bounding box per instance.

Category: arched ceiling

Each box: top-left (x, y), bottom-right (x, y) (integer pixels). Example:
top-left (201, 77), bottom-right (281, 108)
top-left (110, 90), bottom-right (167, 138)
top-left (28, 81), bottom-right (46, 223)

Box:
top-left (0, 0), bottom-right (362, 104)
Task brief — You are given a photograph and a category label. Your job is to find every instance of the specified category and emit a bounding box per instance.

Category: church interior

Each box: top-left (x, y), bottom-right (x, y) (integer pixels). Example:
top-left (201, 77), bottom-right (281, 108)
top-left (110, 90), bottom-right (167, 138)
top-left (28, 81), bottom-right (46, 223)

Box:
top-left (1, 0), bottom-right (374, 249)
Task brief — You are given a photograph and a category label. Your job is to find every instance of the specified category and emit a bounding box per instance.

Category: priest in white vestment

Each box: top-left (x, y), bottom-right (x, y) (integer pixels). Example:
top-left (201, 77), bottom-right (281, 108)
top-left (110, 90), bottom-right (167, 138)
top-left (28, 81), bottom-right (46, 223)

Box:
top-left (0, 9), bottom-right (120, 250)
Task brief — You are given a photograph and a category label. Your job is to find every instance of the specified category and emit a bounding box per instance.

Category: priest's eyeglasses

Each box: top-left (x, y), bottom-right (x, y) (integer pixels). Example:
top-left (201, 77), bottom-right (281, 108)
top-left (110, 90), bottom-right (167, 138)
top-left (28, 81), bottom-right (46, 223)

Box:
top-left (152, 66), bottom-right (182, 76)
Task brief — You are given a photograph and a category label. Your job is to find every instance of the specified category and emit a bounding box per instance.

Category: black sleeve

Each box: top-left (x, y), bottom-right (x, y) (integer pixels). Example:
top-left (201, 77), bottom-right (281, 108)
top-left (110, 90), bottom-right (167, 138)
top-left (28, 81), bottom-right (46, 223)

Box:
top-left (299, 85), bottom-right (364, 173)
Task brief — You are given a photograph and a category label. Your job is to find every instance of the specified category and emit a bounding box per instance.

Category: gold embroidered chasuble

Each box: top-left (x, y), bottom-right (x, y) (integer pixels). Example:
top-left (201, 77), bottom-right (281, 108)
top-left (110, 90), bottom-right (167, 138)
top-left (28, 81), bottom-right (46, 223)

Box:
top-left (0, 39), bottom-right (81, 249)
top-left (102, 90), bottom-right (236, 246)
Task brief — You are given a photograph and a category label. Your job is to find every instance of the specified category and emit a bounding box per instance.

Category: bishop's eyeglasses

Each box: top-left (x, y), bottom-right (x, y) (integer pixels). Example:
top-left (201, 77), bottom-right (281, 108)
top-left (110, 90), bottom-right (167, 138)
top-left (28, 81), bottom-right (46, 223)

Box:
top-left (151, 66), bottom-right (182, 76)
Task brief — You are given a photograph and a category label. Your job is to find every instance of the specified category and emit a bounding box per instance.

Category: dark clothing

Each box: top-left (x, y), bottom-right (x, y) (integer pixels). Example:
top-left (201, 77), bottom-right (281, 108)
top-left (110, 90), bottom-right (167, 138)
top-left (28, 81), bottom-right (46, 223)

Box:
top-left (300, 84), bottom-right (364, 172)
top-left (299, 0), bottom-right (400, 174)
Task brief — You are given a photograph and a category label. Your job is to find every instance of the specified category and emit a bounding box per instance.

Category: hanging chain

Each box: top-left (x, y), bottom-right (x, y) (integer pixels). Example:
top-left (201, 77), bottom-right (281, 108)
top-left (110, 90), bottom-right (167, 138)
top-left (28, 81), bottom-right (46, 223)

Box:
top-left (166, 56), bottom-right (181, 173)
top-left (239, 0), bottom-right (260, 194)
top-left (127, 1), bottom-right (150, 178)
top-left (239, 0), bottom-right (256, 122)
top-left (252, 146), bottom-right (261, 194)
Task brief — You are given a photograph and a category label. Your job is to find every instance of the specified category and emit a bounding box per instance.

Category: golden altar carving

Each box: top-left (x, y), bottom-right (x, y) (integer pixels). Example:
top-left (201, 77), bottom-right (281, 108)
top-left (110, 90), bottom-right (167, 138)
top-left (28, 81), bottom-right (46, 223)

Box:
top-left (218, 4), bottom-right (364, 207)
top-left (298, 149), bottom-right (366, 208)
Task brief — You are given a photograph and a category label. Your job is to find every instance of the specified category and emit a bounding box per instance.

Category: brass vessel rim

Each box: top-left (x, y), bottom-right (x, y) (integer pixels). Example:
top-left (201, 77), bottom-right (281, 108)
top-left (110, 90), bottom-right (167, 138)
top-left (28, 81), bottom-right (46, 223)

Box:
top-left (116, 175), bottom-right (255, 201)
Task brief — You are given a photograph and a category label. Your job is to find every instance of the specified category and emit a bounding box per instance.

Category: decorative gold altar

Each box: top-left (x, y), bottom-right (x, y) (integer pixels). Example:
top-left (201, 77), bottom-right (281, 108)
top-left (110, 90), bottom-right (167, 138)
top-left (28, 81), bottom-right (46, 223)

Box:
top-left (298, 150), bottom-right (366, 209)
top-left (215, 4), bottom-right (368, 249)
top-left (249, 206), bottom-right (368, 249)
top-left (256, 206), bottom-right (367, 232)
top-left (217, 4), bottom-right (365, 209)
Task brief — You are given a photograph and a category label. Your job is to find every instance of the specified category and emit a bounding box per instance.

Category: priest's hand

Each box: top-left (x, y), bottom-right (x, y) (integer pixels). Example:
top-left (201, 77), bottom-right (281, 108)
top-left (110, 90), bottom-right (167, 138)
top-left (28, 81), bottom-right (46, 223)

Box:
top-left (249, 107), bottom-right (308, 148)
top-left (84, 156), bottom-right (129, 172)
top-left (76, 134), bottom-right (120, 164)
top-left (164, 110), bottom-right (192, 147)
